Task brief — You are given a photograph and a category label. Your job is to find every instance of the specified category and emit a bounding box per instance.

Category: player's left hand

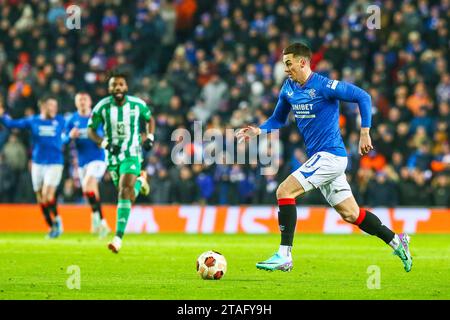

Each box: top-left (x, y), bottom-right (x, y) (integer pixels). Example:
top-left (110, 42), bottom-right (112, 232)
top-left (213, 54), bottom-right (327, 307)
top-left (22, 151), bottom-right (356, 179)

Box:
top-left (143, 133), bottom-right (154, 151)
top-left (236, 125), bottom-right (261, 143)
top-left (359, 129), bottom-right (373, 156)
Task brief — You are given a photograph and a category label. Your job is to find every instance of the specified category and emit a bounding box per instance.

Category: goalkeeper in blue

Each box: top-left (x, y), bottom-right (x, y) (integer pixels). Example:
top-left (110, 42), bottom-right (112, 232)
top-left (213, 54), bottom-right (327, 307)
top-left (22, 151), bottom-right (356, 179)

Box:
top-left (236, 43), bottom-right (412, 273)
top-left (0, 97), bottom-right (64, 238)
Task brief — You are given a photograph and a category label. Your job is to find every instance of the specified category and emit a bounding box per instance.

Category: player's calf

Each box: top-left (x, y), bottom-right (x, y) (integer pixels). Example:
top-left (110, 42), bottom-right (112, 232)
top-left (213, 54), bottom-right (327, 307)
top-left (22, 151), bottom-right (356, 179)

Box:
top-left (256, 176), bottom-right (303, 271)
top-left (348, 207), bottom-right (413, 272)
top-left (351, 208), bottom-right (396, 244)
top-left (274, 177), bottom-right (304, 258)
top-left (108, 199), bottom-right (131, 253)
top-left (39, 202), bottom-right (53, 228)
top-left (108, 175), bottom-right (138, 252)
top-left (84, 190), bottom-right (107, 234)
top-left (110, 184), bottom-right (134, 251)
top-left (42, 196), bottom-right (63, 238)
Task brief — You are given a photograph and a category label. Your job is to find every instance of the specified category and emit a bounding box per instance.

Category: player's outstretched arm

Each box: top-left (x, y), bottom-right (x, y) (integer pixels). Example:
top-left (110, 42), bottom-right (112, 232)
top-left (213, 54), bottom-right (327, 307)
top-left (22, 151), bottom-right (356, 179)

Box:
top-left (236, 89), bottom-right (291, 144)
top-left (0, 109), bottom-right (31, 129)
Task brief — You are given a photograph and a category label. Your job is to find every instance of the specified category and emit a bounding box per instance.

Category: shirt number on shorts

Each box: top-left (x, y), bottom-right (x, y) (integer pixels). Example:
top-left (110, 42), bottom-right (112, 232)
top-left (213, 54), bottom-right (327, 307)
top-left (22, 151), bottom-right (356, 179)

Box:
top-left (305, 154), bottom-right (321, 168)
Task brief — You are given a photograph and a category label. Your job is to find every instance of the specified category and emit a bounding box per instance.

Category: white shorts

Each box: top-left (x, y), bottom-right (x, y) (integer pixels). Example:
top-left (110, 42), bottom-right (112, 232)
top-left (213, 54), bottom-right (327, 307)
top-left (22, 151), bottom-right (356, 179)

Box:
top-left (31, 163), bottom-right (64, 192)
top-left (292, 151), bottom-right (353, 206)
top-left (77, 160), bottom-right (107, 182)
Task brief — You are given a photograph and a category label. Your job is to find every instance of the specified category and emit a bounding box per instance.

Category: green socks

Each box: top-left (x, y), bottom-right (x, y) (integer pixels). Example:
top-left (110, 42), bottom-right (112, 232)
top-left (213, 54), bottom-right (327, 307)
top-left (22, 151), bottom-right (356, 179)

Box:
top-left (116, 199), bottom-right (131, 238)
top-left (116, 179), bottom-right (142, 238)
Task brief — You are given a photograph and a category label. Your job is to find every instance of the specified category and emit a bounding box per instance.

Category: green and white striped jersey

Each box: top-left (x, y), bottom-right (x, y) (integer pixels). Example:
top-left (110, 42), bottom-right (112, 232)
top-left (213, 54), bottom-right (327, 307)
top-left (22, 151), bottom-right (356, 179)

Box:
top-left (88, 95), bottom-right (152, 165)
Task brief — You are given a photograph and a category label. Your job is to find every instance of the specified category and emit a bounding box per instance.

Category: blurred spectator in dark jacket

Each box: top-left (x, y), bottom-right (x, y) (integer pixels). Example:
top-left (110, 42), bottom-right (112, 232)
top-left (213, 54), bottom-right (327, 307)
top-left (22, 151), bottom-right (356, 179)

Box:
top-left (409, 106), bottom-right (435, 137)
top-left (172, 166), bottom-right (198, 203)
top-left (257, 172), bottom-right (278, 205)
top-left (431, 174), bottom-right (449, 207)
top-left (150, 167), bottom-right (172, 204)
top-left (193, 164), bottom-right (214, 204)
top-left (214, 161), bottom-right (230, 205)
top-left (398, 168), bottom-right (432, 206)
top-left (0, 154), bottom-right (14, 202)
top-left (407, 142), bottom-right (433, 171)
top-left (1, 132), bottom-right (27, 202)
top-left (366, 170), bottom-right (399, 207)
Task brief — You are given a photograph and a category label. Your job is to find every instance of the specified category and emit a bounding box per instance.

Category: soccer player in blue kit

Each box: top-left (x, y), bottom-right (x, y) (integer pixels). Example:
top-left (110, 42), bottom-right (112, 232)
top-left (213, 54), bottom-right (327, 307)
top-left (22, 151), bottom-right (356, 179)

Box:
top-left (65, 92), bottom-right (110, 237)
top-left (237, 43), bottom-right (413, 273)
top-left (0, 97), bottom-right (64, 238)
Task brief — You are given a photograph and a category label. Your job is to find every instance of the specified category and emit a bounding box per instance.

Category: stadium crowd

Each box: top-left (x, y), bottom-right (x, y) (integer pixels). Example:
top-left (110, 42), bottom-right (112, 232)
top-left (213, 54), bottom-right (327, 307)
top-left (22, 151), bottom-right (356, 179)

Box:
top-left (0, 0), bottom-right (449, 207)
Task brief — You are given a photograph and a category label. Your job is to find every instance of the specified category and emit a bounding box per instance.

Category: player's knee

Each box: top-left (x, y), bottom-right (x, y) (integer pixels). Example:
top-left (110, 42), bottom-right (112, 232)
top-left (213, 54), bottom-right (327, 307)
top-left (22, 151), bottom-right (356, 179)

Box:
top-left (83, 177), bottom-right (97, 192)
top-left (118, 186), bottom-right (134, 200)
top-left (276, 183), bottom-right (293, 200)
top-left (83, 185), bottom-right (95, 195)
top-left (42, 193), bottom-right (53, 204)
top-left (276, 184), bottom-right (285, 199)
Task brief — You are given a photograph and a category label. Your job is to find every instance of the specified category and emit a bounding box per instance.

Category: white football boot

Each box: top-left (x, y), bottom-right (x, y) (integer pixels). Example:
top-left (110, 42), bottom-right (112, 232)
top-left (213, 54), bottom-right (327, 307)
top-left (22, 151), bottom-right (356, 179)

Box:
top-left (108, 236), bottom-right (122, 254)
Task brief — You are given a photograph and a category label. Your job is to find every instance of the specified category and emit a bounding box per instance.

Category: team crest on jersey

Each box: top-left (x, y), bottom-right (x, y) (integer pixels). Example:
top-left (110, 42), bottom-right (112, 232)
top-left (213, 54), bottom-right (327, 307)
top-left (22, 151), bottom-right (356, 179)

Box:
top-left (308, 89), bottom-right (316, 99)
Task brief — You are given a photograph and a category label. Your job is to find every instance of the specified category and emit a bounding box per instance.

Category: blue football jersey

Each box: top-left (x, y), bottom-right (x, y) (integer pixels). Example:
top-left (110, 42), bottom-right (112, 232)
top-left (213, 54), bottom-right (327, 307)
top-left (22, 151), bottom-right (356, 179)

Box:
top-left (0, 114), bottom-right (65, 164)
top-left (65, 112), bottom-right (104, 167)
top-left (260, 73), bottom-right (372, 157)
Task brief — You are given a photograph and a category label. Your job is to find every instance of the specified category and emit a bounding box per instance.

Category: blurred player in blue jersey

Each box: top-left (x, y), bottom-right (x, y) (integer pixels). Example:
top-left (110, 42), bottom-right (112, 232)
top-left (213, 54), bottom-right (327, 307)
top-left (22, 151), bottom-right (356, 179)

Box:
top-left (237, 43), bottom-right (412, 273)
top-left (0, 97), bottom-right (64, 238)
top-left (65, 92), bottom-right (110, 238)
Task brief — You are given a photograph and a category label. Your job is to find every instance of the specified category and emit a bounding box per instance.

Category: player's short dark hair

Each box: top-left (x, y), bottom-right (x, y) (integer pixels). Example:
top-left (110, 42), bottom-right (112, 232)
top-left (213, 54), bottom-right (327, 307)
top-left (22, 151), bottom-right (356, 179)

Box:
top-left (283, 42), bottom-right (312, 60)
top-left (75, 91), bottom-right (91, 97)
top-left (38, 95), bottom-right (57, 107)
top-left (106, 70), bottom-right (128, 84)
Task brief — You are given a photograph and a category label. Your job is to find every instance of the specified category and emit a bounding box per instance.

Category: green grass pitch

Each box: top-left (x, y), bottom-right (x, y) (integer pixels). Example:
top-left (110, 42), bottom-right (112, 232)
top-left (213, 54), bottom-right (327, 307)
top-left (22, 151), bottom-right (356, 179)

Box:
top-left (0, 233), bottom-right (449, 300)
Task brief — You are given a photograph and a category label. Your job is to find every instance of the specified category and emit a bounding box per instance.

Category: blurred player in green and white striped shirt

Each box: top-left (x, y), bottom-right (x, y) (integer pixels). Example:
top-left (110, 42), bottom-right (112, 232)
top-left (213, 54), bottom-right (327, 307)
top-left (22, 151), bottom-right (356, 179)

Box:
top-left (88, 71), bottom-right (155, 253)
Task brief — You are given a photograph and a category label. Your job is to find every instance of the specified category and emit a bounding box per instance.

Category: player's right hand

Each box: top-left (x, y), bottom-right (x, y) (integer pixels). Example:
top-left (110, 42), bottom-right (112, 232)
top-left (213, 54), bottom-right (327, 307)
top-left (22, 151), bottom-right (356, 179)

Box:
top-left (107, 144), bottom-right (121, 155)
top-left (236, 125), bottom-right (261, 143)
top-left (101, 140), bottom-right (121, 155)
top-left (69, 128), bottom-right (80, 139)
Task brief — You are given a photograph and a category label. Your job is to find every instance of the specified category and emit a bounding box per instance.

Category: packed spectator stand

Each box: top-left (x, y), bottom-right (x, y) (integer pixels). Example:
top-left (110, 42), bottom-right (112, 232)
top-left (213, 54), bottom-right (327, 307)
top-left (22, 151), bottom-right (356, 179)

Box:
top-left (0, 0), bottom-right (448, 207)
